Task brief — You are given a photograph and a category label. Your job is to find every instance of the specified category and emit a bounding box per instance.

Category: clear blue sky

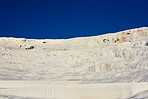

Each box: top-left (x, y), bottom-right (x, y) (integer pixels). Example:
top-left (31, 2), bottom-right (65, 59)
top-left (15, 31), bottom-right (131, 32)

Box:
top-left (0, 0), bottom-right (148, 39)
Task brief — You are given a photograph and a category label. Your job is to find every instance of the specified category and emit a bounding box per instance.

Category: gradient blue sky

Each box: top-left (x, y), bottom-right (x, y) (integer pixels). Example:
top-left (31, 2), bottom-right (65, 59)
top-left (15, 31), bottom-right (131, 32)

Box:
top-left (0, 0), bottom-right (148, 39)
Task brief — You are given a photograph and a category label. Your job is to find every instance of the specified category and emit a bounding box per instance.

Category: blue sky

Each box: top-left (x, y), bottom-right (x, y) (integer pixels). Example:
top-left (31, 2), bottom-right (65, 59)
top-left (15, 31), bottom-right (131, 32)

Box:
top-left (0, 0), bottom-right (148, 39)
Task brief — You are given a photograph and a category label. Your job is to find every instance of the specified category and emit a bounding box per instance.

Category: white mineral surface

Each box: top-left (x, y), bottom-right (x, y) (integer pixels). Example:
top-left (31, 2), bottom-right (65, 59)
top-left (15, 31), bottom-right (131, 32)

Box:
top-left (0, 27), bottom-right (148, 82)
top-left (0, 27), bottom-right (148, 99)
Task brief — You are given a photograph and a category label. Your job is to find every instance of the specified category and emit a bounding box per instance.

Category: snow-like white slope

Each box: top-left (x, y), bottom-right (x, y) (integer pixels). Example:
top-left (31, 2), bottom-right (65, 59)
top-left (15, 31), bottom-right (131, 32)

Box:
top-left (0, 27), bottom-right (148, 83)
top-left (128, 90), bottom-right (148, 99)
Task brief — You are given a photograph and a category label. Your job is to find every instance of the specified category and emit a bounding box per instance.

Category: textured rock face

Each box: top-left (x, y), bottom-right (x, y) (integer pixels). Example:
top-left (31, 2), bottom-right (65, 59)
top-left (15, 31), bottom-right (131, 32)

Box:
top-left (0, 27), bottom-right (148, 83)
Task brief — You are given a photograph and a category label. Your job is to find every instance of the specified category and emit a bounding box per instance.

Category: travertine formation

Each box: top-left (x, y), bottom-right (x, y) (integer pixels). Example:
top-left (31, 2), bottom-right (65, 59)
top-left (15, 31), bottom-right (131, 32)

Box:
top-left (0, 27), bottom-right (148, 83)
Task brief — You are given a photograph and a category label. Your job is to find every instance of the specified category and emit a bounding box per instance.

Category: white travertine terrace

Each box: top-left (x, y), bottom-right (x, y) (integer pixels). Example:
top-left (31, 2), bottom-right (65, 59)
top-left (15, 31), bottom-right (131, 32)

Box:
top-left (0, 27), bottom-right (148, 83)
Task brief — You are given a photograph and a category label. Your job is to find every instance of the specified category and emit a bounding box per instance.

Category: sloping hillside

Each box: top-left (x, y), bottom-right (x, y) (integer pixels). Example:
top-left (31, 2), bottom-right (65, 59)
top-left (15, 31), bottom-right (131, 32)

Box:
top-left (0, 27), bottom-right (148, 83)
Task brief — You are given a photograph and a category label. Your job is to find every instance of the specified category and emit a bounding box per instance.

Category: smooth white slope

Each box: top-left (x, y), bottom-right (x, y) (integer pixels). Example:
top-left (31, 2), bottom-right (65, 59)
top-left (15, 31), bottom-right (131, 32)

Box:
top-left (0, 27), bottom-right (148, 83)
top-left (0, 83), bottom-right (148, 99)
